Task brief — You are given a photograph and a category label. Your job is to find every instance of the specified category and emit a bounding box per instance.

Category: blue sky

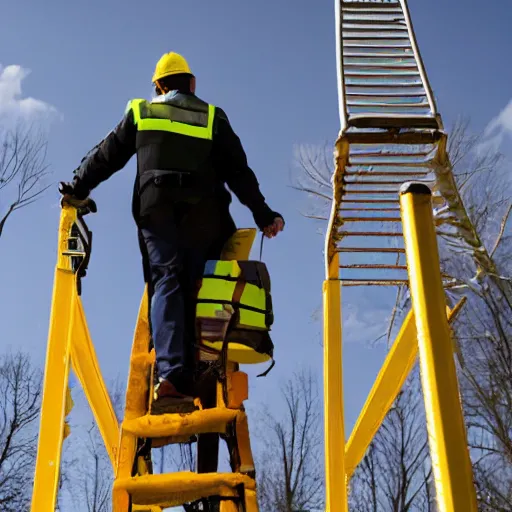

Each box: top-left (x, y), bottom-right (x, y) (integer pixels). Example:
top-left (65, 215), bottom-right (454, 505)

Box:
top-left (0, 0), bottom-right (511, 509)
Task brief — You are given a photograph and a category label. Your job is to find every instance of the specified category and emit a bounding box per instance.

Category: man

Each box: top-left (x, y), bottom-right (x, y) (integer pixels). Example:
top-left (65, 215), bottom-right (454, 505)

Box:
top-left (60, 52), bottom-right (284, 414)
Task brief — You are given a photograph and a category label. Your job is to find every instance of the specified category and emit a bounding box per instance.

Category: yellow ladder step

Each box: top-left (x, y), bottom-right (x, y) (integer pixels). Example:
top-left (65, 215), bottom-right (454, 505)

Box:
top-left (132, 506), bottom-right (162, 512)
top-left (114, 471), bottom-right (255, 508)
top-left (122, 407), bottom-right (241, 438)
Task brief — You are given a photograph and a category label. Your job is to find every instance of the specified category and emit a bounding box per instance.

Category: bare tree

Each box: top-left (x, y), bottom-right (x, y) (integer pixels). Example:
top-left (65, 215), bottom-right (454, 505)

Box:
top-left (0, 351), bottom-right (42, 511)
top-left (0, 121), bottom-right (50, 238)
top-left (59, 377), bottom-right (126, 512)
top-left (255, 369), bottom-right (324, 512)
top-left (349, 369), bottom-right (433, 512)
top-left (292, 120), bottom-right (512, 510)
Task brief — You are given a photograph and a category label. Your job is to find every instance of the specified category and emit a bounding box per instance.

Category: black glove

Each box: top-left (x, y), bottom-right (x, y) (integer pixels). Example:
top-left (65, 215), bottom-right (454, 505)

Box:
top-left (58, 182), bottom-right (97, 214)
top-left (252, 203), bottom-right (284, 232)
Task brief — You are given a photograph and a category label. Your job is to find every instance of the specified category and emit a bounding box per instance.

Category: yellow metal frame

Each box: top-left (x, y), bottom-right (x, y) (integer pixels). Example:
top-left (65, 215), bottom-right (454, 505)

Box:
top-left (32, 206), bottom-right (261, 511)
top-left (323, 185), bottom-right (478, 511)
top-left (400, 184), bottom-right (477, 511)
top-left (31, 206), bottom-right (119, 511)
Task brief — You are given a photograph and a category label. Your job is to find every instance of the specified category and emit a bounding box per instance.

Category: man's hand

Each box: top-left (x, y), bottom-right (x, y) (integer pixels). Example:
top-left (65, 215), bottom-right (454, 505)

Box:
top-left (263, 217), bottom-right (284, 238)
top-left (58, 182), bottom-right (97, 213)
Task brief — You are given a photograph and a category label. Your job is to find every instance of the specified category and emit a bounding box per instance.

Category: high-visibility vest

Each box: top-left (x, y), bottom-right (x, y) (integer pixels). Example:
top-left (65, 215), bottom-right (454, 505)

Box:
top-left (196, 259), bottom-right (274, 365)
top-left (125, 94), bottom-right (218, 214)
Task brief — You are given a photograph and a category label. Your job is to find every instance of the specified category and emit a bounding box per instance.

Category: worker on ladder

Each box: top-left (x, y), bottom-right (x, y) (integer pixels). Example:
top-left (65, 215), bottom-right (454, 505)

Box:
top-left (59, 51), bottom-right (284, 414)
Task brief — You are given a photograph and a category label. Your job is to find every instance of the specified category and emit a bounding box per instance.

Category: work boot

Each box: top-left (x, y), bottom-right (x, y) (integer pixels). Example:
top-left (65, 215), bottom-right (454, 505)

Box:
top-left (151, 378), bottom-right (198, 415)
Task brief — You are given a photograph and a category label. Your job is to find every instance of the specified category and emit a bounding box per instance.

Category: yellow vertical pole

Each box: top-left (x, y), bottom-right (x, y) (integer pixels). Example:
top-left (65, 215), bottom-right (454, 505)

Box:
top-left (323, 252), bottom-right (348, 512)
top-left (400, 183), bottom-right (477, 512)
top-left (31, 207), bottom-right (77, 511)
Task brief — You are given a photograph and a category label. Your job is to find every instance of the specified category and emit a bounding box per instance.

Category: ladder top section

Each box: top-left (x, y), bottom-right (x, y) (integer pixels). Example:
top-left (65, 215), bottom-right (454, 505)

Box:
top-left (336, 0), bottom-right (440, 132)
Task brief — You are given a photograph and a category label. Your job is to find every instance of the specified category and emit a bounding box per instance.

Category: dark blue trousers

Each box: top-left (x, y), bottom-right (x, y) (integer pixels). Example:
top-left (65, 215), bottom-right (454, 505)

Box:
top-left (139, 203), bottom-right (235, 392)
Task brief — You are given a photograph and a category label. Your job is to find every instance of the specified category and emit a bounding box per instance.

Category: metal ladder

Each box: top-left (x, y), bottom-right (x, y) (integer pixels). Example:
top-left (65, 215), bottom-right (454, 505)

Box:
top-left (30, 205), bottom-right (260, 512)
top-left (331, 0), bottom-right (443, 287)
top-left (323, 1), bottom-right (482, 510)
top-left (113, 271), bottom-right (259, 512)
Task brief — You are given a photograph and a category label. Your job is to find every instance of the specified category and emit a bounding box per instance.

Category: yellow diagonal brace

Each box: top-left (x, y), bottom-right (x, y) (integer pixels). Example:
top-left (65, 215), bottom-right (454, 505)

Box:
top-left (400, 182), bottom-right (477, 512)
top-left (345, 298), bottom-right (466, 479)
top-left (71, 296), bottom-right (119, 467)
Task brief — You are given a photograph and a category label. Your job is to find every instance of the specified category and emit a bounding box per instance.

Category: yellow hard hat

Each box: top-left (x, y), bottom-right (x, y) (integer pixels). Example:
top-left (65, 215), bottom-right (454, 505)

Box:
top-left (152, 52), bottom-right (193, 83)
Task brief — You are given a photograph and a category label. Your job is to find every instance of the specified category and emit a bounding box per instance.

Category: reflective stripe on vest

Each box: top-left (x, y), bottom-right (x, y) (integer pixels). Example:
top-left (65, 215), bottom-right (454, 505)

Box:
top-left (127, 98), bottom-right (215, 140)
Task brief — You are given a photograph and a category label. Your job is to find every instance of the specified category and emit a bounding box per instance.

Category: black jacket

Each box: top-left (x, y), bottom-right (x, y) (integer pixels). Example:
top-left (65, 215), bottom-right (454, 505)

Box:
top-left (71, 91), bottom-right (282, 231)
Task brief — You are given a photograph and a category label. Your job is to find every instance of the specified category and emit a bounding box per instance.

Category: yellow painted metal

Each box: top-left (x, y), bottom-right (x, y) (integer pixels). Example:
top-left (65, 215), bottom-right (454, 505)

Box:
top-left (32, 206), bottom-right (121, 510)
top-left (63, 382), bottom-right (74, 440)
top-left (345, 298), bottom-right (467, 480)
top-left (122, 407), bottom-right (240, 438)
top-left (244, 489), bottom-right (259, 512)
top-left (235, 411), bottom-right (256, 474)
top-left (114, 472), bottom-right (256, 508)
top-left (400, 185), bottom-right (477, 512)
top-left (114, 289), bottom-right (151, 512)
top-left (323, 253), bottom-right (348, 512)
top-left (31, 207), bottom-right (78, 511)
top-left (220, 228), bottom-right (257, 260)
top-left (71, 297), bottom-right (119, 466)
top-left (345, 308), bottom-right (417, 480)
top-left (221, 501), bottom-right (240, 512)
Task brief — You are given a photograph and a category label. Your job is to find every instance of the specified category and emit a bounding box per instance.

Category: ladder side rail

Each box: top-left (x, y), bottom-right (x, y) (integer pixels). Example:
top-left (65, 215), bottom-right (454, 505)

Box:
top-left (400, 183), bottom-right (477, 511)
top-left (31, 207), bottom-right (79, 511)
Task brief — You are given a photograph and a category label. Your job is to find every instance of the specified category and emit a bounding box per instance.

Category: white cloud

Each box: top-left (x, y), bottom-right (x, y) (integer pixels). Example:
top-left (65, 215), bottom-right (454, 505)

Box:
top-left (343, 303), bottom-right (390, 345)
top-left (0, 64), bottom-right (58, 122)
top-left (479, 98), bottom-right (512, 153)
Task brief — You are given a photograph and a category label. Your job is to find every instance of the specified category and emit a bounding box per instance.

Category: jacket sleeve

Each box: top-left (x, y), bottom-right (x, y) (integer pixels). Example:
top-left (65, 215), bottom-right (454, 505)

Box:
top-left (213, 108), bottom-right (283, 230)
top-left (71, 109), bottom-right (137, 198)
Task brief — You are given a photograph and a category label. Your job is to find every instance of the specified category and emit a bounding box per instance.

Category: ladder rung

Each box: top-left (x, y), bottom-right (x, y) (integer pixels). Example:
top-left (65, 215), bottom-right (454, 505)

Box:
top-left (346, 92), bottom-right (425, 98)
top-left (341, 199), bottom-right (400, 204)
top-left (341, 217), bottom-right (402, 222)
top-left (62, 250), bottom-right (86, 257)
top-left (347, 82), bottom-right (423, 88)
top-left (114, 472), bottom-right (255, 508)
top-left (347, 160), bottom-right (429, 167)
top-left (343, 190), bottom-right (399, 194)
top-left (337, 247), bottom-right (405, 253)
top-left (345, 170), bottom-right (429, 176)
top-left (343, 20), bottom-right (405, 27)
top-left (348, 113), bottom-right (439, 129)
top-left (343, 27), bottom-right (408, 33)
top-left (340, 264), bottom-right (407, 270)
top-left (344, 131), bottom-right (441, 145)
top-left (350, 150), bottom-right (430, 157)
top-left (348, 102), bottom-right (429, 109)
top-left (340, 207), bottom-right (399, 211)
top-left (344, 43), bottom-right (412, 48)
top-left (344, 63), bottom-right (418, 70)
top-left (344, 180), bottom-right (407, 186)
top-left (344, 34), bottom-right (410, 40)
top-left (339, 231), bottom-right (403, 237)
top-left (342, 5), bottom-right (403, 12)
top-left (340, 278), bottom-right (409, 286)
top-left (344, 52), bottom-right (415, 58)
top-left (122, 407), bottom-right (240, 438)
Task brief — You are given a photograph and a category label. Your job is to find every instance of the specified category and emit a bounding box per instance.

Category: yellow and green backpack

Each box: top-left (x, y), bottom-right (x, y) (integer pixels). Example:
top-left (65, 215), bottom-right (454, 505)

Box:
top-left (196, 258), bottom-right (274, 366)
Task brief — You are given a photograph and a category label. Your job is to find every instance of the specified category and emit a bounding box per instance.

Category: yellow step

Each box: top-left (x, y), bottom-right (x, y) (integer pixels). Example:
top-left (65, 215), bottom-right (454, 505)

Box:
top-left (132, 506), bottom-right (162, 512)
top-left (122, 408), bottom-right (241, 438)
top-left (114, 471), bottom-right (255, 508)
